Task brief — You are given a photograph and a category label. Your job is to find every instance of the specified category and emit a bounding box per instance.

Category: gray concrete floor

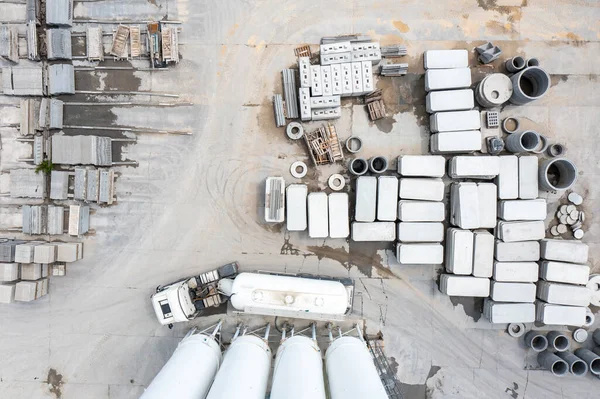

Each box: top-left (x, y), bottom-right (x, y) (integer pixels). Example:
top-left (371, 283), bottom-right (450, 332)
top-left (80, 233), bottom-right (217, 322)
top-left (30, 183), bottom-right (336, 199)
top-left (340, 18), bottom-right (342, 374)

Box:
top-left (1, 0), bottom-right (600, 398)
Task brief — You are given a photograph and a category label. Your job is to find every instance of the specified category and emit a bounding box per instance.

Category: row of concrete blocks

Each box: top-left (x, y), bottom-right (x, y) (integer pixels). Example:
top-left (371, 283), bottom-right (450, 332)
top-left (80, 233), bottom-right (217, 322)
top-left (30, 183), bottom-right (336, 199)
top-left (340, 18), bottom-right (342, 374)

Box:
top-left (1, 262), bottom-right (49, 282)
top-left (300, 59), bottom-right (374, 98)
top-left (0, 278), bottom-right (49, 303)
top-left (298, 88), bottom-right (342, 121)
top-left (319, 41), bottom-right (381, 66)
top-left (0, 242), bottom-right (83, 267)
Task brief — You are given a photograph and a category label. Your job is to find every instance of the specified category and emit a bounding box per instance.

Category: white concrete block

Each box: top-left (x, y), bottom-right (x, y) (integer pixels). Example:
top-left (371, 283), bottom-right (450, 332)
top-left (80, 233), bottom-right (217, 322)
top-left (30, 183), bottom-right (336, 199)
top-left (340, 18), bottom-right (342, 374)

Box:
top-left (484, 300), bottom-right (536, 323)
top-left (426, 89), bottom-right (474, 113)
top-left (397, 222), bottom-right (444, 243)
top-left (540, 239), bottom-right (589, 264)
top-left (440, 275), bottom-right (490, 297)
top-left (56, 242), bottom-right (83, 262)
top-left (396, 243), bottom-right (444, 264)
top-left (352, 222), bottom-right (395, 242)
top-left (496, 155), bottom-right (519, 199)
top-left (473, 230), bottom-right (494, 278)
top-left (14, 281), bottom-right (37, 302)
top-left (328, 193), bottom-right (349, 238)
top-left (430, 131), bottom-right (482, 154)
top-left (540, 261), bottom-right (590, 285)
top-left (445, 228), bottom-right (474, 275)
top-left (477, 183), bottom-right (497, 228)
top-left (321, 65), bottom-right (333, 96)
top-left (0, 283), bottom-right (16, 304)
top-left (351, 62), bottom-right (363, 95)
top-left (377, 176), bottom-right (398, 221)
top-left (311, 107), bottom-right (341, 120)
top-left (321, 52), bottom-right (352, 66)
top-left (425, 68), bottom-right (472, 91)
top-left (498, 199), bottom-right (546, 221)
top-left (299, 88), bottom-right (312, 121)
top-left (331, 64), bottom-right (342, 95)
top-left (397, 155), bottom-right (445, 177)
top-left (0, 263), bottom-right (19, 282)
top-left (518, 156), bottom-right (538, 199)
top-left (310, 65), bottom-right (323, 96)
top-left (536, 302), bottom-right (586, 326)
top-left (20, 263), bottom-right (42, 280)
top-left (351, 49), bottom-right (381, 64)
top-left (449, 156), bottom-right (500, 179)
top-left (33, 244), bottom-right (57, 264)
top-left (399, 178), bottom-right (444, 201)
top-left (351, 42), bottom-right (380, 52)
top-left (308, 192), bottom-right (328, 238)
top-left (286, 184), bottom-right (307, 232)
top-left (309, 95), bottom-right (341, 109)
top-left (355, 176), bottom-right (377, 222)
top-left (397, 200), bottom-right (445, 222)
top-left (450, 182), bottom-right (479, 229)
top-left (490, 282), bottom-right (536, 303)
top-left (321, 41), bottom-right (352, 54)
top-left (430, 110), bottom-right (481, 132)
top-left (361, 61), bottom-right (374, 93)
top-left (495, 240), bottom-right (540, 262)
top-left (424, 49), bottom-right (469, 69)
top-left (537, 281), bottom-right (591, 307)
top-left (341, 63), bottom-right (352, 96)
top-left (298, 57), bottom-right (311, 88)
top-left (497, 221), bottom-right (545, 242)
top-left (493, 262), bottom-right (538, 282)
top-left (15, 244), bottom-right (38, 263)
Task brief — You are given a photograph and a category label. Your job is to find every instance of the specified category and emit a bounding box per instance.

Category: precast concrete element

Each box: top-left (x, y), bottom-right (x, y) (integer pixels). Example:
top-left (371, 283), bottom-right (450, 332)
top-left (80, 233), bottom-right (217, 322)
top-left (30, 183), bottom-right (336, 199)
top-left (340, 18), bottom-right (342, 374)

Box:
top-left (493, 262), bottom-right (538, 283)
top-left (502, 117), bottom-right (520, 134)
top-left (483, 300), bottom-right (535, 323)
top-left (273, 94), bottom-right (285, 127)
top-left (540, 239), bottom-right (589, 263)
top-left (369, 156), bottom-right (388, 173)
top-left (290, 161), bottom-right (308, 179)
top-left (475, 74), bottom-right (513, 107)
top-left (593, 329), bottom-right (600, 346)
top-left (574, 349), bottom-right (600, 374)
top-left (527, 58), bottom-right (540, 67)
top-left (572, 329), bottom-right (588, 344)
top-left (547, 143), bottom-right (565, 157)
top-left (539, 158), bottom-right (578, 192)
top-left (355, 176), bottom-right (377, 222)
top-left (506, 130), bottom-right (541, 153)
top-left (396, 243), bottom-right (444, 265)
top-left (584, 308), bottom-right (595, 327)
top-left (345, 136), bottom-right (362, 153)
top-left (546, 331), bottom-right (570, 352)
top-left (537, 281), bottom-right (591, 307)
top-left (286, 184), bottom-right (307, 232)
top-left (430, 130), bottom-right (482, 154)
top-left (376, 176), bottom-right (398, 221)
top-left (349, 158), bottom-right (368, 176)
top-left (496, 155), bottom-right (519, 199)
top-left (425, 68), bottom-right (472, 91)
top-left (507, 323), bottom-right (526, 338)
top-left (286, 122), bottom-right (304, 140)
top-left (440, 275), bottom-right (490, 297)
top-left (518, 156), bottom-right (538, 199)
top-left (476, 42), bottom-right (502, 63)
top-left (352, 222), bottom-right (395, 242)
top-left (509, 66), bottom-right (551, 105)
top-left (524, 331), bottom-right (548, 352)
top-left (328, 174), bottom-right (345, 191)
top-left (532, 134), bottom-right (549, 154)
top-left (505, 56), bottom-right (526, 73)
top-left (556, 351), bottom-right (588, 376)
top-left (537, 351), bottom-right (568, 376)
top-left (423, 49), bottom-right (468, 69)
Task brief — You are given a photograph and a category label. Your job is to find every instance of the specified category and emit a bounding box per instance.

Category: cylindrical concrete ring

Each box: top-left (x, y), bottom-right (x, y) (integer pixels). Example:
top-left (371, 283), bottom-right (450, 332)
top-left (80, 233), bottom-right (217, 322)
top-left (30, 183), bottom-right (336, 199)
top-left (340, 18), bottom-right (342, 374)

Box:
top-left (369, 156), bottom-right (388, 174)
top-left (556, 351), bottom-right (588, 376)
top-left (584, 308), bottom-right (595, 327)
top-left (546, 331), bottom-right (570, 352)
top-left (509, 66), bottom-right (551, 105)
top-left (532, 134), bottom-right (549, 154)
top-left (475, 74), bottom-right (513, 107)
top-left (507, 323), bottom-right (526, 338)
top-left (574, 349), bottom-right (600, 375)
top-left (506, 130), bottom-right (540, 153)
top-left (349, 158), bottom-right (368, 176)
top-left (502, 117), bottom-right (520, 134)
top-left (328, 174), bottom-right (346, 191)
top-left (290, 161), bottom-right (308, 179)
top-left (524, 331), bottom-right (548, 352)
top-left (286, 122), bottom-right (304, 140)
top-left (526, 58), bottom-right (540, 67)
top-left (546, 143), bottom-right (565, 157)
top-left (538, 158), bottom-right (578, 192)
top-left (537, 351), bottom-right (568, 376)
top-left (345, 136), bottom-right (363, 153)
top-left (572, 329), bottom-right (588, 344)
top-left (505, 56), bottom-right (526, 73)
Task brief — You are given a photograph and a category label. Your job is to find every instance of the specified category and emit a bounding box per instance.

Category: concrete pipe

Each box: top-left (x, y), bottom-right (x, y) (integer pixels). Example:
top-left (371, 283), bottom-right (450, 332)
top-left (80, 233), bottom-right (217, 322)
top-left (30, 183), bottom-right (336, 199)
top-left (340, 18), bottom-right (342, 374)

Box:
top-left (505, 56), bottom-right (526, 73)
top-left (527, 58), bottom-right (540, 67)
top-left (524, 331), bottom-right (548, 352)
top-left (349, 158), bottom-right (368, 176)
top-left (546, 331), bottom-right (570, 352)
top-left (501, 117), bottom-right (520, 134)
top-left (475, 74), bottom-right (513, 108)
top-left (345, 136), bottom-right (363, 153)
top-left (593, 329), bottom-right (600, 346)
top-left (509, 66), bottom-right (551, 105)
top-left (532, 134), bottom-right (549, 154)
top-left (505, 130), bottom-right (540, 153)
top-left (537, 351), bottom-right (568, 377)
top-left (369, 156), bottom-right (388, 174)
top-left (574, 349), bottom-right (600, 375)
top-left (573, 329), bottom-right (588, 343)
top-left (546, 143), bottom-right (565, 157)
top-left (556, 351), bottom-right (588, 376)
top-left (538, 158), bottom-right (578, 192)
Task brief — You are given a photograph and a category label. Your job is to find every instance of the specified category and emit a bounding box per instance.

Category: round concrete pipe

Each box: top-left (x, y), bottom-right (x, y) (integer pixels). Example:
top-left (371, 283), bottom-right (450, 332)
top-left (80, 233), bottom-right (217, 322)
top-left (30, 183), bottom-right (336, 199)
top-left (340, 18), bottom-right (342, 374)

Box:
top-left (349, 158), bottom-right (368, 176)
top-left (369, 156), bottom-right (388, 174)
top-left (505, 130), bottom-right (540, 153)
top-left (505, 56), bottom-right (526, 73)
top-left (537, 351), bottom-right (568, 377)
top-left (546, 143), bottom-right (565, 157)
top-left (546, 331), bottom-right (570, 352)
top-left (524, 331), bottom-right (548, 352)
top-left (532, 134), bottom-right (549, 154)
top-left (593, 330), bottom-right (600, 346)
top-left (539, 158), bottom-right (578, 192)
top-left (527, 58), bottom-right (540, 67)
top-left (574, 349), bottom-right (600, 375)
top-left (556, 351), bottom-right (588, 376)
top-left (509, 66), bottom-right (551, 105)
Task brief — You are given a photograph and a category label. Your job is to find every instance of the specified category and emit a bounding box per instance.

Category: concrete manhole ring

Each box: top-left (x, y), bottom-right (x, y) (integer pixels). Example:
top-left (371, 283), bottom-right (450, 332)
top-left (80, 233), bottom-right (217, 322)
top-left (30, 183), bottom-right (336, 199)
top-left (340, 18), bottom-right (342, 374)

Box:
top-left (328, 174), bottom-right (346, 191)
top-left (290, 161), bottom-right (308, 179)
top-left (502, 117), bottom-right (520, 134)
top-left (507, 323), bottom-right (526, 338)
top-left (286, 122), bottom-right (304, 140)
top-left (345, 136), bottom-right (363, 153)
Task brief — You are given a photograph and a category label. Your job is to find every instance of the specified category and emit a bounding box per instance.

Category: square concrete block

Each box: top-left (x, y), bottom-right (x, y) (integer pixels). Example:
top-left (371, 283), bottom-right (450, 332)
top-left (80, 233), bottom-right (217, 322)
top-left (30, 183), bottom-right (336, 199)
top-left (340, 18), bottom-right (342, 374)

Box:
top-left (397, 222), bottom-right (444, 243)
top-left (398, 200), bottom-right (445, 222)
top-left (540, 239), bottom-right (589, 264)
top-left (0, 263), bottom-right (20, 282)
top-left (540, 261), bottom-right (590, 285)
top-left (355, 176), bottom-right (377, 222)
top-left (396, 243), bottom-right (444, 264)
top-left (536, 302), bottom-right (586, 326)
top-left (498, 199), bottom-right (546, 221)
top-left (424, 49), bottom-right (469, 69)
top-left (20, 263), bottom-right (42, 281)
top-left (56, 242), bottom-right (83, 262)
top-left (399, 178), bottom-right (444, 201)
top-left (426, 89), bottom-right (474, 113)
top-left (310, 65), bottom-right (323, 96)
top-left (425, 68), bottom-right (472, 91)
top-left (440, 275), bottom-right (490, 297)
top-left (14, 281), bottom-right (37, 302)
top-left (328, 193), bottom-right (349, 238)
top-left (518, 156), bottom-right (538, 199)
top-left (497, 221), bottom-right (545, 242)
top-left (430, 110), bottom-right (481, 133)
top-left (495, 240), bottom-right (540, 262)
top-left (536, 281), bottom-right (591, 307)
top-left (445, 228), bottom-right (473, 275)
top-left (0, 283), bottom-right (16, 304)
top-left (473, 230), bottom-right (494, 278)
top-left (308, 192), bottom-right (328, 238)
top-left (14, 244), bottom-right (38, 263)
top-left (298, 57), bottom-right (311, 88)
top-left (321, 65), bottom-right (333, 96)
top-left (484, 299), bottom-right (535, 323)
top-left (493, 262), bottom-right (538, 282)
top-left (377, 176), bottom-right (398, 221)
top-left (286, 184), bottom-right (308, 232)
top-left (496, 155), bottom-right (519, 199)
top-left (490, 281), bottom-right (536, 303)
top-left (397, 155), bottom-right (445, 177)
top-left (352, 222), bottom-right (395, 242)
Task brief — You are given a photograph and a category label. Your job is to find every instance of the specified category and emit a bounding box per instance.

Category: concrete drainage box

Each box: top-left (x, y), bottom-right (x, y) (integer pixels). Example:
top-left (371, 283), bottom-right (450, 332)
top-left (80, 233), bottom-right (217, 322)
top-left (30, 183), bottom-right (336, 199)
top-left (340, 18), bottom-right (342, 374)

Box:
top-left (497, 221), bottom-right (545, 242)
top-left (430, 110), bottom-right (481, 133)
top-left (498, 199), bottom-right (546, 221)
top-left (430, 131), bottom-right (482, 154)
top-left (540, 261), bottom-right (590, 285)
top-left (426, 89), bottom-right (474, 113)
top-left (495, 240), bottom-right (540, 262)
top-left (518, 156), bottom-right (538, 199)
top-left (536, 302), bottom-right (587, 326)
top-left (496, 155), bottom-right (519, 199)
top-left (536, 281), bottom-right (591, 307)
top-left (397, 222), bottom-right (444, 243)
top-left (490, 281), bottom-right (536, 303)
top-left (399, 178), bottom-right (444, 201)
top-left (484, 300), bottom-right (536, 323)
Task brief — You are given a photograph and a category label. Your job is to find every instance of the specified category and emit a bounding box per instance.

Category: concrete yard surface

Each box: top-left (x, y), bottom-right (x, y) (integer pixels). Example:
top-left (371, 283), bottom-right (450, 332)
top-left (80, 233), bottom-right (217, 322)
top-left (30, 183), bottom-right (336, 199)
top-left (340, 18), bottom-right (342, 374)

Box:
top-left (1, 0), bottom-right (600, 398)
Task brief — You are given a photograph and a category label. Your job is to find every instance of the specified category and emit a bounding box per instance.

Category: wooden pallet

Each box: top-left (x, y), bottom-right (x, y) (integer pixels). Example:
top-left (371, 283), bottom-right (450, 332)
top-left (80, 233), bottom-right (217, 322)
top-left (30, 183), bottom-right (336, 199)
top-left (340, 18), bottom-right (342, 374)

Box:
top-left (294, 44), bottom-right (311, 58)
top-left (368, 100), bottom-right (386, 121)
top-left (129, 26), bottom-right (141, 57)
top-left (110, 25), bottom-right (129, 58)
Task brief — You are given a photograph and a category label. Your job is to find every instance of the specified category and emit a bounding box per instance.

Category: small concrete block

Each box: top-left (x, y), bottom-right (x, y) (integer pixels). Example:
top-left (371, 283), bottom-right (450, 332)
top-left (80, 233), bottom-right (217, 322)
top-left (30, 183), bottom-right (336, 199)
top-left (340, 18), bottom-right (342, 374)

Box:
top-left (309, 95), bottom-right (341, 109)
top-left (377, 176), bottom-right (398, 221)
top-left (286, 184), bottom-right (308, 232)
top-left (320, 41), bottom-right (352, 54)
top-left (536, 302), bottom-right (587, 326)
top-left (308, 192), bottom-right (328, 238)
top-left (477, 183), bottom-right (497, 228)
top-left (310, 65), bottom-right (323, 96)
top-left (424, 49), bottom-right (469, 69)
top-left (537, 281), bottom-right (591, 307)
top-left (398, 200), bottom-right (445, 222)
top-left (430, 110), bottom-right (481, 132)
top-left (518, 156), bottom-right (538, 199)
top-left (397, 155), bottom-right (445, 177)
top-left (0, 283), bottom-right (16, 304)
top-left (351, 62), bottom-right (364, 95)
top-left (493, 262), bottom-right (538, 282)
top-left (496, 156), bottom-right (519, 199)
top-left (490, 282), bottom-right (536, 303)
top-left (540, 239), bottom-right (588, 264)
top-left (497, 221), bottom-right (545, 242)
top-left (361, 61), bottom-right (374, 93)
top-left (484, 299), bottom-right (535, 323)
top-left (399, 178), bottom-right (444, 201)
top-left (498, 199), bottom-right (546, 221)
top-left (321, 65), bottom-right (333, 96)
top-left (0, 263), bottom-right (20, 282)
top-left (328, 193), bottom-right (349, 238)
top-left (425, 68), bottom-right (472, 91)
top-left (440, 275), bottom-right (490, 297)
top-left (449, 156), bottom-right (500, 179)
top-left (445, 228), bottom-right (474, 275)
top-left (298, 57), bottom-right (311, 88)
top-left (20, 263), bottom-right (42, 281)
top-left (540, 261), bottom-right (590, 285)
top-left (430, 131), bottom-right (482, 154)
top-left (331, 64), bottom-right (342, 95)
top-left (396, 243), bottom-right (443, 264)
top-left (351, 222), bottom-right (395, 242)
top-left (355, 176), bottom-right (377, 222)
top-left (341, 63), bottom-right (352, 96)
top-left (397, 222), bottom-right (444, 243)
top-left (473, 230), bottom-right (494, 278)
top-left (495, 240), bottom-right (540, 262)
top-left (426, 89), bottom-right (474, 113)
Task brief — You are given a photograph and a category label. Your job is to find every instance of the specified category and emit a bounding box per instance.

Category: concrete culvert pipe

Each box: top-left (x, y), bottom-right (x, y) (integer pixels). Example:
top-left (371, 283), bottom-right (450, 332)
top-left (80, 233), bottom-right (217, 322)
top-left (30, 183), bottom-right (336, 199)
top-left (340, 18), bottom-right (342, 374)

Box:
top-left (546, 143), bottom-right (565, 157)
top-left (574, 349), bottom-right (600, 375)
top-left (556, 351), bottom-right (588, 376)
top-left (505, 56), bottom-right (526, 73)
top-left (349, 158), bottom-right (368, 176)
top-left (369, 156), bottom-right (388, 174)
top-left (509, 66), bottom-right (551, 105)
top-left (524, 331), bottom-right (548, 352)
top-left (546, 331), bottom-right (570, 352)
top-left (527, 58), bottom-right (540, 67)
top-left (539, 158), bottom-right (578, 192)
top-left (537, 351), bottom-right (569, 377)
top-left (506, 130), bottom-right (540, 153)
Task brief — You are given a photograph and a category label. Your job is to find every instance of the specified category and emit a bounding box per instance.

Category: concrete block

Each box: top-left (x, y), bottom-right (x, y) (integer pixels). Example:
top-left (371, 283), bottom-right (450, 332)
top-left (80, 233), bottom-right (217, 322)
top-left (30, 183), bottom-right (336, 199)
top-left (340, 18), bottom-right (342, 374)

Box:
top-left (425, 68), bottom-right (472, 91)
top-left (310, 65), bottom-right (323, 96)
top-left (351, 49), bottom-right (381, 64)
top-left (537, 281), bottom-right (591, 307)
top-left (448, 156), bottom-right (500, 179)
top-left (286, 184), bottom-right (307, 232)
top-left (14, 281), bottom-right (37, 302)
top-left (450, 182), bottom-right (479, 229)
top-left (299, 88), bottom-right (312, 121)
top-left (41, 263), bottom-right (48, 278)
top-left (321, 65), bottom-right (333, 96)
top-left (298, 57), bottom-right (311, 88)
top-left (440, 275), bottom-right (490, 297)
top-left (308, 192), bottom-right (328, 238)
top-left (473, 230), bottom-right (494, 278)
top-left (321, 52), bottom-right (352, 66)
top-left (355, 176), bottom-right (377, 222)
top-left (426, 89), bottom-right (474, 113)
top-left (490, 281), bottom-right (536, 303)
top-left (445, 228), bottom-right (474, 275)
top-left (540, 239), bottom-right (588, 264)
top-left (430, 131), bottom-right (481, 154)
top-left (397, 155), bottom-right (445, 177)
top-left (430, 110), bottom-right (481, 132)
top-left (399, 178), bottom-right (444, 201)
top-left (341, 63), bottom-right (352, 96)
top-left (477, 183), bottom-right (497, 228)
top-left (352, 222), bottom-right (395, 242)
top-left (351, 62), bottom-right (363, 95)
top-left (377, 176), bottom-right (398, 221)
top-left (361, 61), bottom-right (374, 93)
top-left (309, 95), bottom-right (341, 109)
top-left (14, 244), bottom-right (38, 263)
top-left (311, 107), bottom-right (341, 121)
top-left (396, 243), bottom-right (444, 265)
top-left (484, 299), bottom-right (536, 323)
top-left (424, 49), bottom-right (469, 69)
top-left (397, 200), bottom-right (445, 222)
top-left (397, 222), bottom-right (444, 242)
top-left (497, 221), bottom-right (545, 242)
top-left (20, 263), bottom-right (42, 280)
top-left (321, 41), bottom-right (352, 54)
top-left (56, 242), bottom-right (83, 262)
top-left (540, 261), bottom-right (590, 285)
top-left (536, 302), bottom-right (587, 326)
top-left (331, 64), bottom-right (342, 95)
top-left (351, 42), bottom-right (380, 52)
top-left (328, 193), bottom-right (349, 238)
top-left (0, 284), bottom-right (16, 304)
top-left (496, 155), bottom-right (519, 199)
top-left (518, 156), bottom-right (538, 199)
top-left (495, 240), bottom-right (540, 262)
top-left (498, 199), bottom-right (546, 221)
top-left (0, 263), bottom-right (20, 282)
top-left (493, 261), bottom-right (538, 282)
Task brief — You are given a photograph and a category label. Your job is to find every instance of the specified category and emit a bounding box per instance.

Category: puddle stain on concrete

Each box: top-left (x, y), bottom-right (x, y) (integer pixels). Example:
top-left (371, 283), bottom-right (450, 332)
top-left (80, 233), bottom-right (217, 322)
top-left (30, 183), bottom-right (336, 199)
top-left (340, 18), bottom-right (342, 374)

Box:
top-left (448, 296), bottom-right (484, 322)
top-left (392, 20), bottom-right (410, 33)
top-left (398, 365), bottom-right (441, 399)
top-left (46, 368), bottom-right (64, 399)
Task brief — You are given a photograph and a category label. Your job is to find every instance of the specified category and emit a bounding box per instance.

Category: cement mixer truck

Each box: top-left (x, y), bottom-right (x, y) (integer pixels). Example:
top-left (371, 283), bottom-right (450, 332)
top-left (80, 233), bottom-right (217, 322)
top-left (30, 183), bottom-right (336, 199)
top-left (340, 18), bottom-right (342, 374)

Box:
top-left (151, 262), bottom-right (355, 327)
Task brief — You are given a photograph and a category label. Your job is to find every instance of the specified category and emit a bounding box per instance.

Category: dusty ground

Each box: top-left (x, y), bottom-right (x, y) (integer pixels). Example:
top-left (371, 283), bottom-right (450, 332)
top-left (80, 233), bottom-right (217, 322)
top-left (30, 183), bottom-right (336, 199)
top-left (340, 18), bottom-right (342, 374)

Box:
top-left (1, 0), bottom-right (600, 398)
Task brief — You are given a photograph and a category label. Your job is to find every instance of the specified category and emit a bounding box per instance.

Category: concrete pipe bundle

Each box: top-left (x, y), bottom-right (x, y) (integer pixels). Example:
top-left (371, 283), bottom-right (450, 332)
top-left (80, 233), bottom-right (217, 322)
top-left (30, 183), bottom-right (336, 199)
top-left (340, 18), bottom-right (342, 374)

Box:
top-left (509, 66), bottom-right (551, 105)
top-left (574, 348), bottom-right (600, 375)
top-left (537, 351), bottom-right (568, 376)
top-left (538, 158), bottom-right (578, 192)
top-left (475, 74), bottom-right (513, 108)
top-left (556, 351), bottom-right (588, 376)
top-left (506, 130), bottom-right (541, 153)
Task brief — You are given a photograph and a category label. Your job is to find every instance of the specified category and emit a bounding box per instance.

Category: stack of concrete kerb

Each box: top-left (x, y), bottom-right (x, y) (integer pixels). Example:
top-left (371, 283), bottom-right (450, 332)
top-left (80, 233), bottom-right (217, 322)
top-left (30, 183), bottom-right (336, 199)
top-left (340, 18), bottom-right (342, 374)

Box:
top-left (509, 66), bottom-right (551, 105)
top-left (475, 73), bottom-right (513, 108)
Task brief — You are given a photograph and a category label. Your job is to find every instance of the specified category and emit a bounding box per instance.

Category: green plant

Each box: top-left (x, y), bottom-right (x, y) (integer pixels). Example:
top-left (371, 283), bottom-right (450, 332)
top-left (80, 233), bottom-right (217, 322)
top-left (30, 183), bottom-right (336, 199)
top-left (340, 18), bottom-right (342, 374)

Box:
top-left (35, 160), bottom-right (54, 175)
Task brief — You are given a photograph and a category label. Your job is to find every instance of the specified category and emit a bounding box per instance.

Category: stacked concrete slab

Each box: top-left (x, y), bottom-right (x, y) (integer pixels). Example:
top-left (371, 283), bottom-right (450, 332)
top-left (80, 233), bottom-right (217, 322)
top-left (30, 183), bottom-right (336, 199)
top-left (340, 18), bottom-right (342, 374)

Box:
top-left (305, 191), bottom-right (350, 239)
top-left (353, 176), bottom-right (396, 242)
top-left (450, 182), bottom-right (497, 229)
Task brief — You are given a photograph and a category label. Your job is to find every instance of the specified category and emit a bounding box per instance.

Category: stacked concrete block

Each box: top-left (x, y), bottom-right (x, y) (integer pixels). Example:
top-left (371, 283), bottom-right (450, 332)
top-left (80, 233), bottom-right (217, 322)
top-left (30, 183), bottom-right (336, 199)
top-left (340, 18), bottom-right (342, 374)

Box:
top-left (498, 199), bottom-right (546, 221)
top-left (328, 193), bottom-right (349, 238)
top-left (518, 156), bottom-right (538, 199)
top-left (539, 261), bottom-right (589, 285)
top-left (490, 281), bottom-right (536, 302)
top-left (21, 263), bottom-right (42, 280)
top-left (536, 302), bottom-right (587, 326)
top-left (445, 228), bottom-right (473, 275)
top-left (430, 110), bottom-right (481, 133)
top-left (286, 184), bottom-right (308, 232)
top-left (497, 221), bottom-right (545, 242)
top-left (426, 89), bottom-right (474, 113)
top-left (396, 243), bottom-right (443, 264)
top-left (495, 240), bottom-right (540, 262)
top-left (440, 275), bottom-right (490, 297)
top-left (425, 68), bottom-right (472, 91)
top-left (496, 155), bottom-right (519, 199)
top-left (68, 205), bottom-right (90, 236)
top-left (298, 57), bottom-right (311, 88)
top-left (310, 65), bottom-right (323, 96)
top-left (397, 223), bottom-right (444, 242)
top-left (540, 240), bottom-right (588, 264)
top-left (56, 242), bottom-right (83, 262)
top-left (341, 63), bottom-right (352, 96)
top-left (351, 62), bottom-right (364, 95)
top-left (299, 88), bottom-right (311, 121)
top-left (450, 182), bottom-right (479, 229)
top-left (14, 243), bottom-right (41, 263)
top-left (308, 192), bottom-right (328, 238)
top-left (34, 244), bottom-right (57, 264)
top-left (361, 61), bottom-right (374, 93)
top-left (352, 222), bottom-right (395, 242)
top-left (424, 50), bottom-right (469, 69)
top-left (377, 176), bottom-right (398, 221)
top-left (0, 284), bottom-right (16, 304)
top-left (493, 262), bottom-right (538, 282)
top-left (537, 281), bottom-right (591, 307)
top-left (355, 176), bottom-right (377, 222)
top-left (448, 156), bottom-right (500, 179)
top-left (484, 299), bottom-right (536, 323)
top-left (0, 263), bottom-right (20, 282)
top-left (321, 65), bottom-right (333, 96)
top-left (473, 230), bottom-right (494, 278)
top-left (397, 155), bottom-right (445, 177)
top-left (399, 178), bottom-right (444, 202)
top-left (430, 131), bottom-right (482, 154)
top-left (331, 64), bottom-right (342, 95)
top-left (350, 42), bottom-right (382, 64)
top-left (398, 201), bottom-right (445, 222)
